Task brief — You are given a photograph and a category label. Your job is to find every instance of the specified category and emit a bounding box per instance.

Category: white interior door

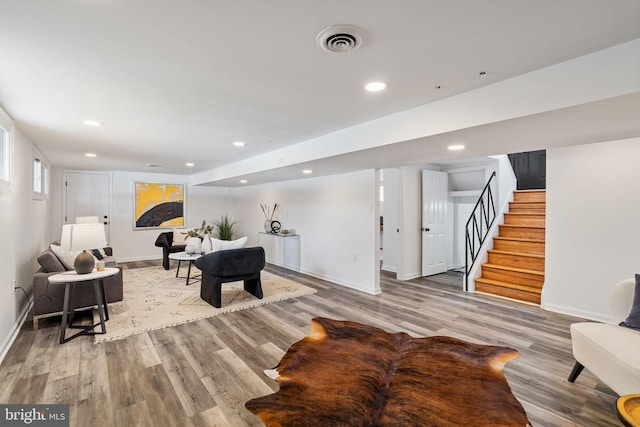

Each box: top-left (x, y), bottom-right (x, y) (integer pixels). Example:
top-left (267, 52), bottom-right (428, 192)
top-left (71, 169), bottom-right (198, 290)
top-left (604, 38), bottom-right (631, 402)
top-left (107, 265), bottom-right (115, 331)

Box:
top-left (421, 170), bottom-right (448, 276)
top-left (64, 171), bottom-right (111, 242)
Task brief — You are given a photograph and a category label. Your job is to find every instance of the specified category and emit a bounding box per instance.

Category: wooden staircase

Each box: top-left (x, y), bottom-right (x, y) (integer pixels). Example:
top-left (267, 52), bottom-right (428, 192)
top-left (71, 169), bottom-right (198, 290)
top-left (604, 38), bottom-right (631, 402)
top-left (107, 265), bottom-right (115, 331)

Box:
top-left (475, 190), bottom-right (545, 304)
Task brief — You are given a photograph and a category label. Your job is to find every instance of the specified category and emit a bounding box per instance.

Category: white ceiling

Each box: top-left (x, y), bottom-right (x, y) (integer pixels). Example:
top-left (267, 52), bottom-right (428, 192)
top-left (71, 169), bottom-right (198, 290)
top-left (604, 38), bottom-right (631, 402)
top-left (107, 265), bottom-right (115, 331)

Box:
top-left (1, 1), bottom-right (639, 183)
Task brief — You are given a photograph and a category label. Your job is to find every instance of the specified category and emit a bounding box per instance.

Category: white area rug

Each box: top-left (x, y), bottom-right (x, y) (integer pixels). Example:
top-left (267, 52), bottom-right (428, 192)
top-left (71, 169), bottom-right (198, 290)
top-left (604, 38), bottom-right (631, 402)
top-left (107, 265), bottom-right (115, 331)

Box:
top-left (94, 266), bottom-right (316, 343)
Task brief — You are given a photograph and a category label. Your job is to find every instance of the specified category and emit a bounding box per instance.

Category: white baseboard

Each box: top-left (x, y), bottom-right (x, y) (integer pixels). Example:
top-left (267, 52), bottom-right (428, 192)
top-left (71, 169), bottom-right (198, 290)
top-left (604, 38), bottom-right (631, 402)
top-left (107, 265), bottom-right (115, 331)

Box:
top-left (0, 300), bottom-right (32, 365)
top-left (298, 267), bottom-right (381, 295)
top-left (381, 265), bottom-right (397, 273)
top-left (541, 302), bottom-right (612, 323)
top-left (396, 271), bottom-right (421, 281)
top-left (118, 256), bottom-right (162, 263)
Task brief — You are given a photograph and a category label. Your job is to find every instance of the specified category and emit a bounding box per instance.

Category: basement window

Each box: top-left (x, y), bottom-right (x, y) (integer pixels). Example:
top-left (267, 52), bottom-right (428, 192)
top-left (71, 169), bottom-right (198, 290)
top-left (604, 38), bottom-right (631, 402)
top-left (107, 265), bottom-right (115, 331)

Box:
top-left (33, 148), bottom-right (49, 200)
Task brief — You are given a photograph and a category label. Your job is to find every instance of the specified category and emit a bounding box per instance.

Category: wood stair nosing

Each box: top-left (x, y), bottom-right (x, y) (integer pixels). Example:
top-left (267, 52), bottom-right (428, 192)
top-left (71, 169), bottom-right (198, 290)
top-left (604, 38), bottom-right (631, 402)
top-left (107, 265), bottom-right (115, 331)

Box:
top-left (498, 224), bottom-right (546, 239)
top-left (475, 282), bottom-right (542, 304)
top-left (487, 249), bottom-right (545, 260)
top-left (513, 190), bottom-right (546, 203)
top-left (492, 238), bottom-right (545, 255)
top-left (480, 266), bottom-right (545, 288)
top-left (503, 216), bottom-right (546, 227)
top-left (508, 207), bottom-right (546, 213)
top-left (509, 201), bottom-right (546, 207)
top-left (504, 212), bottom-right (546, 217)
top-left (493, 236), bottom-right (545, 244)
top-left (487, 250), bottom-right (546, 271)
top-left (481, 262), bottom-right (545, 277)
top-left (475, 277), bottom-right (542, 294)
top-left (499, 224), bottom-right (546, 230)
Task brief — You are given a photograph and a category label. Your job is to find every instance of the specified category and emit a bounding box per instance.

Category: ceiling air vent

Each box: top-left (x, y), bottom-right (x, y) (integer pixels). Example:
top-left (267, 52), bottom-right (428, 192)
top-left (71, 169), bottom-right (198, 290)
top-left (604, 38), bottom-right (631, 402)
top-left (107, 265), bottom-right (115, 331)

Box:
top-left (316, 25), bottom-right (366, 53)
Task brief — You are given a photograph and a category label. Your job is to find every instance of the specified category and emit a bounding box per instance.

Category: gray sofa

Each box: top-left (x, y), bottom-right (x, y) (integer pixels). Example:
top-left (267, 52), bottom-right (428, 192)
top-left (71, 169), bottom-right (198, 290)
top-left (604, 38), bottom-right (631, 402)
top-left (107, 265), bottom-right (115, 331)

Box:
top-left (32, 243), bottom-right (124, 328)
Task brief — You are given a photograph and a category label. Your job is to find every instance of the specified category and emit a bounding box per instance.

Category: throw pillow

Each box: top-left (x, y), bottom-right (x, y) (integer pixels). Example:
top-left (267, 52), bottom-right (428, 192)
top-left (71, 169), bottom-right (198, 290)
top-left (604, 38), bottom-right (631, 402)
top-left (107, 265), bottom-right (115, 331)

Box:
top-left (50, 244), bottom-right (99, 271)
top-left (91, 249), bottom-right (104, 260)
top-left (210, 236), bottom-right (248, 251)
top-left (220, 236), bottom-right (248, 250)
top-left (620, 274), bottom-right (640, 330)
top-left (37, 248), bottom-right (66, 273)
top-left (210, 237), bottom-right (221, 252)
top-left (50, 244), bottom-right (79, 270)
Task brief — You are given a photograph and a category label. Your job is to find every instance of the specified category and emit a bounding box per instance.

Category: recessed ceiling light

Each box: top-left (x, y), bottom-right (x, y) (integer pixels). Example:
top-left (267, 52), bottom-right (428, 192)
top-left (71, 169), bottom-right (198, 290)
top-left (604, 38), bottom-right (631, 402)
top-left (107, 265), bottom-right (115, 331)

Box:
top-left (146, 164), bottom-right (161, 167)
top-left (233, 141), bottom-right (246, 147)
top-left (83, 120), bottom-right (103, 127)
top-left (479, 71), bottom-right (487, 77)
top-left (448, 144), bottom-right (465, 151)
top-left (186, 162), bottom-right (195, 167)
top-left (240, 179), bottom-right (248, 184)
top-left (85, 153), bottom-right (97, 157)
top-left (365, 81), bottom-right (387, 92)
top-left (302, 169), bottom-right (313, 174)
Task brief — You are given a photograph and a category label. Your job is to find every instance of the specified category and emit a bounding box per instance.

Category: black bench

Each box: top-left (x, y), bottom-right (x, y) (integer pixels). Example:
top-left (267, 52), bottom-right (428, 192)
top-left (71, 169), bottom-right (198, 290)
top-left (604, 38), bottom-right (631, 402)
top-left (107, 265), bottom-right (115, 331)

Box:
top-left (194, 247), bottom-right (266, 308)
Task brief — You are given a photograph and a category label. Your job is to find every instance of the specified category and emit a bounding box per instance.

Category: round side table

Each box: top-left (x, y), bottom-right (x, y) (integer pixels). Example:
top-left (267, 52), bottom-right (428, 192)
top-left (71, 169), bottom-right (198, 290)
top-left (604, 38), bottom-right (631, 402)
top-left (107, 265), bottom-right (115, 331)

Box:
top-left (168, 251), bottom-right (203, 286)
top-left (48, 267), bottom-right (119, 344)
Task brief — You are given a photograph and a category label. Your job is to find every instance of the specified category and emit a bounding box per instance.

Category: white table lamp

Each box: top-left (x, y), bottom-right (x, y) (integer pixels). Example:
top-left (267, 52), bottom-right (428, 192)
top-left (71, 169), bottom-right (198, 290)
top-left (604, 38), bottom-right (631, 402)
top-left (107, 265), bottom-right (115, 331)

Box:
top-left (60, 223), bottom-right (107, 274)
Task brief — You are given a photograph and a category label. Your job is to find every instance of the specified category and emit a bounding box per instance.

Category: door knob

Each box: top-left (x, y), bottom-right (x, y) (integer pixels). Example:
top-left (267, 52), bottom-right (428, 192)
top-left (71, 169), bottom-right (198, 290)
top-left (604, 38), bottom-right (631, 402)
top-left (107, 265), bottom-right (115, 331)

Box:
top-left (421, 228), bottom-right (430, 232)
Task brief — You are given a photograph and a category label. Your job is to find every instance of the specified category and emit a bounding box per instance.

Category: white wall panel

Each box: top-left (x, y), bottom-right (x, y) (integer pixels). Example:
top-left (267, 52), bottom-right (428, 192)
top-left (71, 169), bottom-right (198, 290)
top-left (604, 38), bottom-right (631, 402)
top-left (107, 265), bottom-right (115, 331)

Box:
top-left (543, 138), bottom-right (640, 321)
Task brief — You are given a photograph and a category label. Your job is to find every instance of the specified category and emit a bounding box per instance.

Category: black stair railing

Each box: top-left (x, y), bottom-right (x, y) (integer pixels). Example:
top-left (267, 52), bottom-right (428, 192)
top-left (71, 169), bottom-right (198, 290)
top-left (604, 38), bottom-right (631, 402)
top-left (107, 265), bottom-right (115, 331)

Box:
top-left (464, 171), bottom-right (497, 291)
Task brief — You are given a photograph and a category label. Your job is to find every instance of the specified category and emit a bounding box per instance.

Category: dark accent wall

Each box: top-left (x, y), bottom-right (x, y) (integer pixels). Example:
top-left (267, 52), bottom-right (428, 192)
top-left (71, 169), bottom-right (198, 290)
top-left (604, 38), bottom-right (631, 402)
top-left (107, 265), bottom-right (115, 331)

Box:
top-left (508, 150), bottom-right (546, 190)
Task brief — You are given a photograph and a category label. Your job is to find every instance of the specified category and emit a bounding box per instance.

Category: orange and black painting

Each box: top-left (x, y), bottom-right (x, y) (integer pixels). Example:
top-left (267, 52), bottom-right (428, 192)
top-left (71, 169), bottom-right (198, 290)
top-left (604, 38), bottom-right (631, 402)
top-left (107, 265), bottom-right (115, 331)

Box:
top-left (134, 182), bottom-right (185, 228)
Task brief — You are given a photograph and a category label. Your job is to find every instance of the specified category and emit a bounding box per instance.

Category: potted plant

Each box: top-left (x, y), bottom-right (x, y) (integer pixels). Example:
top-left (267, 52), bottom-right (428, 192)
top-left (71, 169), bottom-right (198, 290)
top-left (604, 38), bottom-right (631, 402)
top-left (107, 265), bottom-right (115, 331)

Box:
top-left (181, 221), bottom-right (213, 253)
top-left (214, 214), bottom-right (236, 241)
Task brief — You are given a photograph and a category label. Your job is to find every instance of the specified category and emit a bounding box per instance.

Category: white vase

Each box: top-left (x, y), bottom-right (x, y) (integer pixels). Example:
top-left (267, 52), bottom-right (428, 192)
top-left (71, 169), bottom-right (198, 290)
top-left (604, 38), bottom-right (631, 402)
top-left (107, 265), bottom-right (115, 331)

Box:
top-left (201, 234), bottom-right (212, 253)
top-left (264, 220), bottom-right (273, 233)
top-left (185, 237), bottom-right (202, 254)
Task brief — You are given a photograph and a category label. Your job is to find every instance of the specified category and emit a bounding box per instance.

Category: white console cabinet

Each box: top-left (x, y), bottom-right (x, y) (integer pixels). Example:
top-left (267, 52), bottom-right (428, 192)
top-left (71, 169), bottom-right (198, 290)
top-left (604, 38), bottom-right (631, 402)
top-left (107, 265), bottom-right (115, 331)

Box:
top-left (258, 232), bottom-right (300, 272)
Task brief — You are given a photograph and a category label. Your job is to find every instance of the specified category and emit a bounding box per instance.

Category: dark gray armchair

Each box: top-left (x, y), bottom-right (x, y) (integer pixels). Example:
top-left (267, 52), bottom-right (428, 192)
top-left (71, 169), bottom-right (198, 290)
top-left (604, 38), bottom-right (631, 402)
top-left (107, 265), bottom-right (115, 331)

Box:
top-left (194, 247), bottom-right (265, 308)
top-left (154, 231), bottom-right (186, 270)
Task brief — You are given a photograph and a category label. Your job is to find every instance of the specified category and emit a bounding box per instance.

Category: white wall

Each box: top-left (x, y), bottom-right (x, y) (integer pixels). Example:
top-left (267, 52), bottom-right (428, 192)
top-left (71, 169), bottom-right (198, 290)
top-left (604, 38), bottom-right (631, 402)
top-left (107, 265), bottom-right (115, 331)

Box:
top-left (543, 138), bottom-right (640, 322)
top-left (48, 170), bottom-right (231, 262)
top-left (0, 118), bottom-right (50, 361)
top-left (229, 170), bottom-right (380, 294)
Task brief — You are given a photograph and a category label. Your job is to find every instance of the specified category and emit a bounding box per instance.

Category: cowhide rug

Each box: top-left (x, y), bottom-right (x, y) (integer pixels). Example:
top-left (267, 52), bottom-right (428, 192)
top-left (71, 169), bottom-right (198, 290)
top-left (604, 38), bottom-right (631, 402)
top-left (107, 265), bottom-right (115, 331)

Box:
top-left (246, 317), bottom-right (531, 427)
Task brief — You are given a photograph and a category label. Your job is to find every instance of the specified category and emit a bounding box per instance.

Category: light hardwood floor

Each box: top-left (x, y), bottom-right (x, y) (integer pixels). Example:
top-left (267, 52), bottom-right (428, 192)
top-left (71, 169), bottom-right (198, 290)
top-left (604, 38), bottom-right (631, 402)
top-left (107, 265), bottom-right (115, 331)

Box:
top-left (0, 262), bottom-right (619, 426)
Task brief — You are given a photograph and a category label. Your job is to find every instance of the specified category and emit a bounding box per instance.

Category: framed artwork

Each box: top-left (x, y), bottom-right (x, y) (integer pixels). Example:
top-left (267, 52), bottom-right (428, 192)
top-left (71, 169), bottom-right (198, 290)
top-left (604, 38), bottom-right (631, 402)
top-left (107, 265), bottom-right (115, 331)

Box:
top-left (134, 182), bottom-right (185, 229)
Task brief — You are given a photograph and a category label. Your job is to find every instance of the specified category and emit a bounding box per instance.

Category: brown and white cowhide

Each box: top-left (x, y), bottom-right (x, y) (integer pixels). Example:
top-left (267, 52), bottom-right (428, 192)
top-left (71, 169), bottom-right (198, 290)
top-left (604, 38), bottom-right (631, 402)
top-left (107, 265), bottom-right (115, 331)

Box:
top-left (246, 317), bottom-right (530, 427)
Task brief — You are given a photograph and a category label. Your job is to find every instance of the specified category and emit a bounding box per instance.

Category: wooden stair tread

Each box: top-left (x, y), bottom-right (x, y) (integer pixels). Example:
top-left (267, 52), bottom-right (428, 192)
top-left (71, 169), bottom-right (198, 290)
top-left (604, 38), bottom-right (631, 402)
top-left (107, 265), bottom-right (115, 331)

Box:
top-left (510, 200), bottom-right (545, 204)
top-left (487, 249), bottom-right (545, 259)
top-left (482, 263), bottom-right (545, 276)
top-left (475, 277), bottom-right (542, 294)
top-left (493, 237), bottom-right (545, 244)
top-left (500, 224), bottom-right (545, 229)
top-left (505, 212), bottom-right (545, 216)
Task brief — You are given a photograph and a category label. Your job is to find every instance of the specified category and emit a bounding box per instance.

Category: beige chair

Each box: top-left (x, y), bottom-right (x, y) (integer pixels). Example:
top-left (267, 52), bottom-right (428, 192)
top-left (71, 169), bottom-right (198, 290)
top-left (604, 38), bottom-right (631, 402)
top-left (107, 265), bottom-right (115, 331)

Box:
top-left (568, 278), bottom-right (640, 395)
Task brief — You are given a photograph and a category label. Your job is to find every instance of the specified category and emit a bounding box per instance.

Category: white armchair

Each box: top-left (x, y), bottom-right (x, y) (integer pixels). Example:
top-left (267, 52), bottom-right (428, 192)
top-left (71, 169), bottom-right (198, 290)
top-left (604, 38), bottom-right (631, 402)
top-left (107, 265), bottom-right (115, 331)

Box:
top-left (568, 278), bottom-right (640, 395)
